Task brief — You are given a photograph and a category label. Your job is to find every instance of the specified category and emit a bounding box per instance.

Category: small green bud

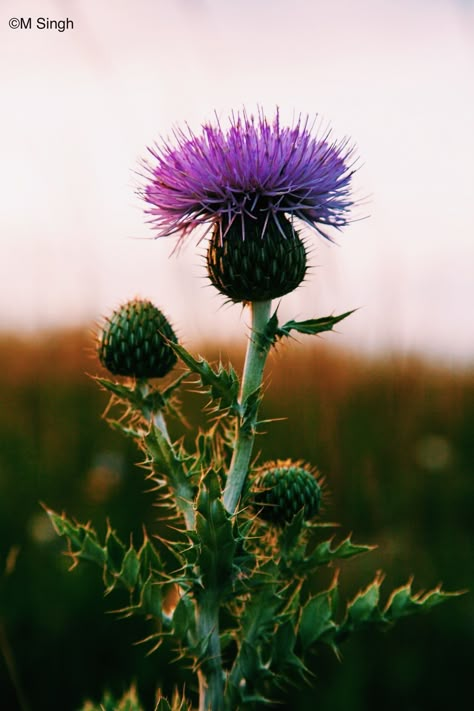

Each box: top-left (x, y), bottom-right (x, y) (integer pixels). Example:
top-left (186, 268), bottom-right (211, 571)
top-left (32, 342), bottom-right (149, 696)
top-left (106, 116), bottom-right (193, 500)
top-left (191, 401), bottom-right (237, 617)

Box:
top-left (206, 215), bottom-right (307, 303)
top-left (251, 460), bottom-right (322, 524)
top-left (98, 299), bottom-right (178, 378)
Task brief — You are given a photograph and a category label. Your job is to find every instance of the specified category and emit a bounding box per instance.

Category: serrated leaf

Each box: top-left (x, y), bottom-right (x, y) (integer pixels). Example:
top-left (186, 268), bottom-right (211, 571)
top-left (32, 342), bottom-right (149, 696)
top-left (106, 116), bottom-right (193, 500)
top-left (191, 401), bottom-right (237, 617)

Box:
top-left (156, 691), bottom-right (192, 711)
top-left (120, 546), bottom-right (141, 590)
top-left (195, 470), bottom-right (236, 590)
top-left (310, 534), bottom-right (375, 566)
top-left (278, 510), bottom-right (305, 552)
top-left (79, 686), bottom-right (144, 711)
top-left (105, 524), bottom-right (127, 572)
top-left (139, 575), bottom-right (163, 618)
top-left (345, 572), bottom-right (385, 626)
top-left (384, 579), bottom-right (463, 622)
top-left (47, 509), bottom-right (168, 624)
top-left (145, 425), bottom-right (195, 526)
top-left (46, 511), bottom-right (107, 567)
top-left (172, 594), bottom-right (196, 642)
top-left (276, 311), bottom-right (356, 339)
top-left (299, 586), bottom-right (338, 650)
top-left (95, 374), bottom-right (187, 423)
top-left (240, 387), bottom-right (262, 436)
top-left (170, 342), bottom-right (240, 414)
top-left (272, 620), bottom-right (308, 677)
top-left (138, 536), bottom-right (163, 577)
top-left (95, 377), bottom-right (139, 402)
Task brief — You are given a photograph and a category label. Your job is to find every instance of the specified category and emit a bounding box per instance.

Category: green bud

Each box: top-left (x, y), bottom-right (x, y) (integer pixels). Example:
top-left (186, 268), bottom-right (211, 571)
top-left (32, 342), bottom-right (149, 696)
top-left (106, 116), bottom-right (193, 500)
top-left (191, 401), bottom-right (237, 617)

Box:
top-left (98, 299), bottom-right (178, 378)
top-left (206, 215), bottom-right (307, 303)
top-left (251, 460), bottom-right (322, 524)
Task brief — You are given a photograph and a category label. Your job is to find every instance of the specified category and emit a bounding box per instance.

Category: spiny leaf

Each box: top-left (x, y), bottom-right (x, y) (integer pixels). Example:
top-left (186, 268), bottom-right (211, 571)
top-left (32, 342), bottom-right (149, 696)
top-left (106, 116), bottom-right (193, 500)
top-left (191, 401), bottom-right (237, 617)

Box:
top-left (264, 309), bottom-right (356, 346)
top-left (240, 387), bottom-right (263, 436)
top-left (46, 510), bottom-right (167, 621)
top-left (271, 620), bottom-right (308, 679)
top-left (145, 425), bottom-right (195, 526)
top-left (47, 511), bottom-right (106, 567)
top-left (195, 470), bottom-right (236, 590)
top-left (299, 574), bottom-right (339, 650)
top-left (278, 510), bottom-right (305, 552)
top-left (310, 534), bottom-right (375, 566)
top-left (156, 691), bottom-right (192, 711)
top-left (170, 342), bottom-right (240, 414)
top-left (95, 372), bottom-right (187, 427)
top-left (335, 576), bottom-right (462, 642)
top-left (276, 311), bottom-right (356, 339)
top-left (120, 546), bottom-right (141, 590)
top-left (138, 575), bottom-right (163, 619)
top-left (172, 593), bottom-right (196, 642)
top-left (384, 578), bottom-right (464, 622)
top-left (344, 572), bottom-right (385, 626)
top-left (95, 376), bottom-right (142, 402)
top-left (79, 685), bottom-right (144, 711)
top-left (105, 524), bottom-right (127, 571)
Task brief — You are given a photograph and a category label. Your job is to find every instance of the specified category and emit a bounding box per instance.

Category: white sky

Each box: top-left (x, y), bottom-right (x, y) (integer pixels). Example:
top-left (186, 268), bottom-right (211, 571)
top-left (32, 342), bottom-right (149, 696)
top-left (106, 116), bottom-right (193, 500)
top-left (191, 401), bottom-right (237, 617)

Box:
top-left (1, 0), bottom-right (473, 362)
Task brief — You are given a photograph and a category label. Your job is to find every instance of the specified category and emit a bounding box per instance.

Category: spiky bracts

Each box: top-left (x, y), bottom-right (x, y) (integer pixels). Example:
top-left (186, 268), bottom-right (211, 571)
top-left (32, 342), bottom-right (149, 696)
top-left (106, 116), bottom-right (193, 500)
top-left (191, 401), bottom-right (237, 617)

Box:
top-left (98, 299), bottom-right (178, 379)
top-left (142, 108), bottom-right (356, 244)
top-left (251, 460), bottom-right (322, 524)
top-left (207, 215), bottom-right (307, 302)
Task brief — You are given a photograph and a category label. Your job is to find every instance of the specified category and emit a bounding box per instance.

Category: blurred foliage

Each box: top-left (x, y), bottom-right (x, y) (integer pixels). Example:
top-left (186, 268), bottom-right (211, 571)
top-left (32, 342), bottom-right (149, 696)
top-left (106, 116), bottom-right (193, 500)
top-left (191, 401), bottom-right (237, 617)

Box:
top-left (0, 329), bottom-right (472, 710)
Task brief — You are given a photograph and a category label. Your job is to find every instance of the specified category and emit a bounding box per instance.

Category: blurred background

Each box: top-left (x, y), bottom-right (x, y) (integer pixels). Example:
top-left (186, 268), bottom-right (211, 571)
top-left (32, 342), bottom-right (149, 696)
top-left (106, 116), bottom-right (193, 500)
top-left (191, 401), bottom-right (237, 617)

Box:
top-left (0, 0), bottom-right (473, 709)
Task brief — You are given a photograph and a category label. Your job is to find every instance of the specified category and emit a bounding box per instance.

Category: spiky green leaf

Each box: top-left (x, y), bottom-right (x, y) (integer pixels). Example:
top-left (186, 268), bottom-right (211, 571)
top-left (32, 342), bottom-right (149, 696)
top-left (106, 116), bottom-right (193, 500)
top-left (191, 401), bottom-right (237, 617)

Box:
top-left (276, 311), bottom-right (356, 339)
top-left (195, 470), bottom-right (236, 591)
top-left (310, 534), bottom-right (375, 566)
top-left (345, 573), bottom-right (385, 626)
top-left (79, 686), bottom-right (144, 711)
top-left (299, 575), bottom-right (339, 650)
top-left (170, 342), bottom-right (240, 414)
top-left (384, 579), bottom-right (463, 621)
top-left (46, 510), bottom-right (166, 621)
top-left (145, 425), bottom-right (195, 526)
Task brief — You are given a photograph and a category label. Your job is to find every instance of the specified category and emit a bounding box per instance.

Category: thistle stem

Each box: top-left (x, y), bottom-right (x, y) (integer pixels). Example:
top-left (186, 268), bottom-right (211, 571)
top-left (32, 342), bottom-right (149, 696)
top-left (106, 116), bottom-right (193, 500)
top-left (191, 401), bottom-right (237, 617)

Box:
top-left (223, 299), bottom-right (272, 514)
top-left (197, 590), bottom-right (225, 711)
top-left (136, 379), bottom-right (195, 528)
top-left (152, 409), bottom-right (170, 442)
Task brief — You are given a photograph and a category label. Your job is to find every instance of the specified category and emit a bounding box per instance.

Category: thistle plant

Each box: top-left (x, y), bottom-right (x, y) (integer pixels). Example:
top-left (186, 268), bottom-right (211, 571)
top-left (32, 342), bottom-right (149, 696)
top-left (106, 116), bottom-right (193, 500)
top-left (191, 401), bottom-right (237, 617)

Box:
top-left (47, 109), bottom-right (459, 710)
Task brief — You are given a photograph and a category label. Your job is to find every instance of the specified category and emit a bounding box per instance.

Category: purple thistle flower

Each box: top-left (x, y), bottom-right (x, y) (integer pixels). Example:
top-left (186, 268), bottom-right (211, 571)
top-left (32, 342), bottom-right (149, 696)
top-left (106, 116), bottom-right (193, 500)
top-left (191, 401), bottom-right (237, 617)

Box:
top-left (141, 109), bottom-right (357, 244)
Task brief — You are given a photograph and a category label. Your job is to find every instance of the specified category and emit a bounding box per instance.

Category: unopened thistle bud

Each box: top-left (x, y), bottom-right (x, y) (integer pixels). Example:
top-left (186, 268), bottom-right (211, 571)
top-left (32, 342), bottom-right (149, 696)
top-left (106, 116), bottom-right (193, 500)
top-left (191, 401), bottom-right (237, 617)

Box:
top-left (252, 460), bottom-right (322, 524)
top-left (206, 216), bottom-right (307, 302)
top-left (98, 299), bottom-right (177, 379)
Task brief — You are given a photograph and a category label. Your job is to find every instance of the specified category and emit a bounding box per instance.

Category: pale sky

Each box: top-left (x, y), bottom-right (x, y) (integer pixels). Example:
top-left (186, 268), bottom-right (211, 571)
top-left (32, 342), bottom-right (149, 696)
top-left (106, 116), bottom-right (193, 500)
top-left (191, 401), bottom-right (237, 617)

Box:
top-left (1, 0), bottom-right (473, 362)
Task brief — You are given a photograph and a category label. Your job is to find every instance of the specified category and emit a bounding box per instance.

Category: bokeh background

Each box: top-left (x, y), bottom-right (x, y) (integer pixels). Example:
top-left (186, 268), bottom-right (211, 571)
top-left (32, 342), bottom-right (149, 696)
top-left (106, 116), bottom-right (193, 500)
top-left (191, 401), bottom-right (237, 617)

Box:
top-left (1, 0), bottom-right (473, 709)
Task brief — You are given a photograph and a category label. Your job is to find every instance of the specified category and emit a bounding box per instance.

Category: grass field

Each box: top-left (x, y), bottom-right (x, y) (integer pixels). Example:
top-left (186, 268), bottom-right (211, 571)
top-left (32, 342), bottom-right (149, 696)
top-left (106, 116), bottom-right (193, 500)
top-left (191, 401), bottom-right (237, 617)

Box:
top-left (0, 329), bottom-right (472, 710)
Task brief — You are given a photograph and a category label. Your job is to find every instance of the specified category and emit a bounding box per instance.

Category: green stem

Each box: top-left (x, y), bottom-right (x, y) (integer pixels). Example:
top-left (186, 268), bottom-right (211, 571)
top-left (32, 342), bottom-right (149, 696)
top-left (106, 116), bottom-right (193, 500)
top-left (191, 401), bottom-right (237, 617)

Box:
top-left (223, 300), bottom-right (272, 514)
top-left (136, 380), bottom-right (170, 439)
top-left (197, 591), bottom-right (225, 711)
top-left (152, 409), bottom-right (170, 441)
top-left (136, 379), bottom-right (194, 529)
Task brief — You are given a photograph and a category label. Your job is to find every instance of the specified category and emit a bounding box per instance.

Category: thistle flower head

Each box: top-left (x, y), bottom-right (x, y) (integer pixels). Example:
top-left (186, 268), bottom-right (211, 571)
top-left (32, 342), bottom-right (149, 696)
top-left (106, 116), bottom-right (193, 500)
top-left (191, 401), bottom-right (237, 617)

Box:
top-left (142, 108), bottom-right (356, 245)
top-left (251, 459), bottom-right (323, 525)
top-left (98, 299), bottom-right (178, 379)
